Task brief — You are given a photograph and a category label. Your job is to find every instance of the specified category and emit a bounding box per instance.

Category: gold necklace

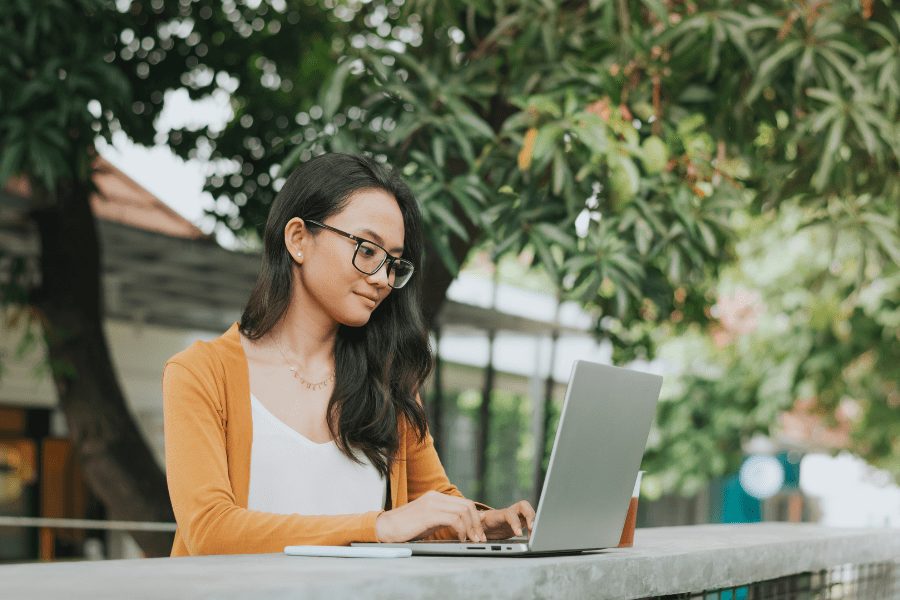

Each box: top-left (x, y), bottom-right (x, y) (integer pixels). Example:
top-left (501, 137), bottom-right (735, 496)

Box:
top-left (273, 334), bottom-right (336, 391)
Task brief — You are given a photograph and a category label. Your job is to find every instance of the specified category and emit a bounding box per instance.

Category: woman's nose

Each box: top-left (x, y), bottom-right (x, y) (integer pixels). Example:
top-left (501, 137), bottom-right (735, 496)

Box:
top-left (366, 264), bottom-right (390, 288)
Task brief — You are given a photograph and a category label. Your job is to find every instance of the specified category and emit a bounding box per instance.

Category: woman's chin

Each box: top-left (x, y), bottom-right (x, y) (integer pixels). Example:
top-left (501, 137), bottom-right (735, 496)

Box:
top-left (337, 310), bottom-right (374, 328)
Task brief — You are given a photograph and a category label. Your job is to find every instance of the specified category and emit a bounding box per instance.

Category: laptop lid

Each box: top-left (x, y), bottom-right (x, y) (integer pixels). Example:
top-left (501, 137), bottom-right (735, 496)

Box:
top-left (527, 360), bottom-right (662, 553)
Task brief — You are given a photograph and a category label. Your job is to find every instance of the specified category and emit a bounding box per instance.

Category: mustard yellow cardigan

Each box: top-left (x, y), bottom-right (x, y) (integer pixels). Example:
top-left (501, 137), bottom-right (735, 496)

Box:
top-left (163, 322), bottom-right (486, 556)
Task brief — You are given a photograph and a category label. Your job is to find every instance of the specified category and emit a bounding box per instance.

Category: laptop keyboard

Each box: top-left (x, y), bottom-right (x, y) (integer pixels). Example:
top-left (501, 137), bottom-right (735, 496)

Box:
top-left (413, 536), bottom-right (529, 544)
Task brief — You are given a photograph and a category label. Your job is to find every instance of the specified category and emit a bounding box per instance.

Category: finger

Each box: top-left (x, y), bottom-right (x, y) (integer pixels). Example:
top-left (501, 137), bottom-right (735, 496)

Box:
top-left (520, 500), bottom-right (537, 529)
top-left (417, 526), bottom-right (441, 541)
top-left (467, 502), bottom-right (486, 542)
top-left (446, 512), bottom-right (467, 542)
top-left (460, 504), bottom-right (483, 542)
top-left (505, 508), bottom-right (523, 536)
top-left (430, 502), bottom-right (468, 542)
top-left (442, 496), bottom-right (484, 542)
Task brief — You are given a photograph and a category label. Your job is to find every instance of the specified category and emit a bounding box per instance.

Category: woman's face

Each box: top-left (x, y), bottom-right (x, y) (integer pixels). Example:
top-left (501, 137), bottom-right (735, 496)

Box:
top-left (291, 188), bottom-right (406, 327)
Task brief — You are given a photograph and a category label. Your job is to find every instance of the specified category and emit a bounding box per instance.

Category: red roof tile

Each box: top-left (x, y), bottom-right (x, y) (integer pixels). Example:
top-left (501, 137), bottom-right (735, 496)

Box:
top-left (4, 157), bottom-right (208, 240)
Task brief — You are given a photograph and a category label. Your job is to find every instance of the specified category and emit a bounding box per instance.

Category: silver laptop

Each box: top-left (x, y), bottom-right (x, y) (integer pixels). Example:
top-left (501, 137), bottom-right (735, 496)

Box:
top-left (353, 360), bottom-right (662, 556)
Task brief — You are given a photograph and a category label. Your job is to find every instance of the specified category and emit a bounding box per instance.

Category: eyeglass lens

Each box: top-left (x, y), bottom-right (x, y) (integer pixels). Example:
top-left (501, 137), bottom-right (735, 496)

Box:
top-left (354, 241), bottom-right (413, 288)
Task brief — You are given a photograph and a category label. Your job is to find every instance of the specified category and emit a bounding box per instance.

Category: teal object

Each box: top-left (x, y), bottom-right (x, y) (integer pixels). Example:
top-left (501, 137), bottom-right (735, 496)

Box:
top-left (778, 451), bottom-right (802, 489)
top-left (720, 587), bottom-right (749, 600)
top-left (722, 474), bottom-right (761, 523)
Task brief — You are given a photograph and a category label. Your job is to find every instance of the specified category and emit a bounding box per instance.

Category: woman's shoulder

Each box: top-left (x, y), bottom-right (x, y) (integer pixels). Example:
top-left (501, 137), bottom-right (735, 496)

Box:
top-left (165, 322), bottom-right (243, 377)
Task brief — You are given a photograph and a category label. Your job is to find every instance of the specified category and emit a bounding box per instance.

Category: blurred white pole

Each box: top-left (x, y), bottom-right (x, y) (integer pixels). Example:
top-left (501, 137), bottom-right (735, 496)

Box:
top-left (0, 516), bottom-right (176, 532)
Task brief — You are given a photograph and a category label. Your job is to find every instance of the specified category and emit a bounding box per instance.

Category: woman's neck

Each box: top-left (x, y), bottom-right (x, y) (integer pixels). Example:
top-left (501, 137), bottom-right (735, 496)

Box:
top-left (268, 288), bottom-right (338, 372)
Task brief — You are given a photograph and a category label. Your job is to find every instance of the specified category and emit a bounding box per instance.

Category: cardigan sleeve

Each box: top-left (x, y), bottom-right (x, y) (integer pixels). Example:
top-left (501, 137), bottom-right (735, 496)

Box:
top-left (163, 361), bottom-right (382, 555)
top-left (402, 404), bottom-right (492, 541)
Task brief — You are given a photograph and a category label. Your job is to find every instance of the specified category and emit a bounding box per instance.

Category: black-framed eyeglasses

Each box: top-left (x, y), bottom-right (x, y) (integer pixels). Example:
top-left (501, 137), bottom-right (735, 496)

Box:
top-left (304, 220), bottom-right (415, 289)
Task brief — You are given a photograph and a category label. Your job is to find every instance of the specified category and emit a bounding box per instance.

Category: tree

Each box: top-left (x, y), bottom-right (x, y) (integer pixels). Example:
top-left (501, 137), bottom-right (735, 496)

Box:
top-left (0, 0), bottom-right (342, 556)
top-left (637, 0), bottom-right (900, 495)
top-left (643, 198), bottom-right (899, 498)
top-left (257, 0), bottom-right (896, 493)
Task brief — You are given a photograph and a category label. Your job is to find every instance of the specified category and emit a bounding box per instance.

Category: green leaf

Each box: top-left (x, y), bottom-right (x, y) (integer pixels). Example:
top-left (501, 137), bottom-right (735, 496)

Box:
top-left (667, 248), bottom-right (683, 283)
top-left (432, 137), bottom-right (446, 168)
top-left (534, 222), bottom-right (575, 251)
top-left (358, 48), bottom-right (390, 83)
top-left (827, 40), bottom-right (865, 65)
top-left (640, 0), bottom-right (668, 23)
top-left (818, 47), bottom-right (863, 94)
top-left (564, 254), bottom-right (598, 272)
top-left (806, 87), bottom-right (841, 105)
top-left (679, 85), bottom-right (716, 103)
top-left (521, 96), bottom-right (562, 118)
top-left (430, 202), bottom-right (469, 242)
top-left (391, 51), bottom-right (441, 92)
top-left (746, 40), bottom-right (803, 104)
top-left (697, 221), bottom-right (718, 256)
top-left (429, 234), bottom-right (459, 276)
top-left (532, 123), bottom-right (562, 163)
top-left (491, 230), bottom-right (524, 259)
top-left (0, 141), bottom-right (25, 185)
top-left (500, 111), bottom-right (532, 134)
top-left (530, 233), bottom-right (559, 280)
top-left (576, 116), bottom-right (608, 155)
top-left (635, 218), bottom-right (653, 256)
top-left (707, 20), bottom-right (722, 80)
top-left (796, 46), bottom-right (815, 84)
top-left (541, 20), bottom-right (557, 62)
top-left (741, 16), bottom-right (785, 31)
top-left (570, 269), bottom-right (601, 301)
top-left (811, 115), bottom-right (846, 191)
top-left (447, 180), bottom-right (483, 226)
top-left (809, 104), bottom-right (840, 134)
top-left (387, 115), bottom-right (425, 146)
top-left (849, 111), bottom-right (880, 156)
top-left (551, 150), bottom-right (567, 196)
top-left (721, 20), bottom-right (754, 64)
top-left (865, 220), bottom-right (900, 264)
top-left (279, 141), bottom-right (308, 175)
top-left (457, 112), bottom-right (495, 140)
top-left (446, 121), bottom-right (475, 164)
top-left (319, 60), bottom-right (353, 120)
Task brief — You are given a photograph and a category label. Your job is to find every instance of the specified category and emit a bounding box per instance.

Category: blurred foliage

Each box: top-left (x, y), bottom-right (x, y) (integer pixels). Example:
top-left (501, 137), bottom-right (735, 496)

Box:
top-left (0, 0), bottom-right (340, 193)
top-left (269, 0), bottom-right (897, 365)
top-left (440, 386), bottom-right (537, 507)
top-left (1, 0), bottom-right (897, 502)
top-left (644, 201), bottom-right (899, 496)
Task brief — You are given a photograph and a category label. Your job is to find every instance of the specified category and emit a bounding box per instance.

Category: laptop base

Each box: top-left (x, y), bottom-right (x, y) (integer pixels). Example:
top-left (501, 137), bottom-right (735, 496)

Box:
top-left (351, 541), bottom-right (604, 556)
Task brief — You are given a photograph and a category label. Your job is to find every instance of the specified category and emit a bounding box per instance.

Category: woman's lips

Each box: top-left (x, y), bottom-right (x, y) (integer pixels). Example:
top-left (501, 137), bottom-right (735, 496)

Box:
top-left (355, 293), bottom-right (377, 308)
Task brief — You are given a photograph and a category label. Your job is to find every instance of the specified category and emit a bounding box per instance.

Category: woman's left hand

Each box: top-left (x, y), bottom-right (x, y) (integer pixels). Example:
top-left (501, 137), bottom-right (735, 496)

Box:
top-left (479, 500), bottom-right (536, 540)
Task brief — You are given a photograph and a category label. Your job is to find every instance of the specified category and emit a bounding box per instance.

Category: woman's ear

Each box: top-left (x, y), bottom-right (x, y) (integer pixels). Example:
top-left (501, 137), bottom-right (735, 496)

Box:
top-left (284, 217), bottom-right (307, 265)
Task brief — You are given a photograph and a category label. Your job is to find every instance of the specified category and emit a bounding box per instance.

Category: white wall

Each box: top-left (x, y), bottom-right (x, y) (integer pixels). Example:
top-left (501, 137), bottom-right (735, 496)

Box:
top-left (0, 317), bottom-right (220, 466)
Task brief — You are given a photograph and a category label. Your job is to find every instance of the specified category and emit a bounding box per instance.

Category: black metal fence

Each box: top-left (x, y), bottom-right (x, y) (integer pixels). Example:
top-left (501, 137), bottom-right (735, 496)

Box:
top-left (645, 561), bottom-right (898, 599)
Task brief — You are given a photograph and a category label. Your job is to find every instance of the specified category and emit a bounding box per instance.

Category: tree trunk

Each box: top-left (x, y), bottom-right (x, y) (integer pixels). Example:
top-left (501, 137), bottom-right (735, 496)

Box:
top-left (420, 159), bottom-right (482, 327)
top-left (31, 178), bottom-right (174, 557)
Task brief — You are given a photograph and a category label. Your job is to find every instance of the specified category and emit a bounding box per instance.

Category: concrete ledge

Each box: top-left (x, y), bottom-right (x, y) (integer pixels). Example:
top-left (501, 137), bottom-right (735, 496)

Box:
top-left (2, 523), bottom-right (898, 600)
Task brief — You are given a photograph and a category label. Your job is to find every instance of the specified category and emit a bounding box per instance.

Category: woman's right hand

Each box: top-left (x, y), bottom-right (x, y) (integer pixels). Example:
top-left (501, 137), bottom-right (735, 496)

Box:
top-left (375, 491), bottom-right (487, 543)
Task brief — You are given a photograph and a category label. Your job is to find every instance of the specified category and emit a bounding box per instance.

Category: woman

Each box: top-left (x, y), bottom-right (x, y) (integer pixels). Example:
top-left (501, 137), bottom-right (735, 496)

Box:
top-left (163, 153), bottom-right (535, 555)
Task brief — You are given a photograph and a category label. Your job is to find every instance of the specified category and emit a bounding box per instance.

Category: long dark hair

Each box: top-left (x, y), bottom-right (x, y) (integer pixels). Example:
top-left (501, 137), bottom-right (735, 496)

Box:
top-left (239, 153), bottom-right (432, 477)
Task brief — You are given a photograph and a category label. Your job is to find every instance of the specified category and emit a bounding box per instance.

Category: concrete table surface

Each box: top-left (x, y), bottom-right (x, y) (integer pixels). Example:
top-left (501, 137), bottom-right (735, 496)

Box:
top-left (1, 523), bottom-right (898, 600)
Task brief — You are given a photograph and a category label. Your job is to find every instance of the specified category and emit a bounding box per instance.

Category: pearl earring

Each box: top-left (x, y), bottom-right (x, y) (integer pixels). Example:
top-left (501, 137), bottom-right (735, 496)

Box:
top-left (296, 252), bottom-right (303, 259)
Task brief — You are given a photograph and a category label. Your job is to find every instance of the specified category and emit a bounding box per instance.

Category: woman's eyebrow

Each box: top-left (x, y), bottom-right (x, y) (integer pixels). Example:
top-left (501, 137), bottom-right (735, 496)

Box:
top-left (358, 228), bottom-right (404, 254)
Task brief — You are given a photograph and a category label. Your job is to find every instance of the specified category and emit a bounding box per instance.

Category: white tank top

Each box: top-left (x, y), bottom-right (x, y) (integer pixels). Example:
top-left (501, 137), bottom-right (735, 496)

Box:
top-left (247, 394), bottom-right (386, 515)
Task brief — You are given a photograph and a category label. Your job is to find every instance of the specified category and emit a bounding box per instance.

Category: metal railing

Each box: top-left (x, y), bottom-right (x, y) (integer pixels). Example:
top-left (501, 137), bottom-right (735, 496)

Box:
top-left (644, 562), bottom-right (898, 600)
top-left (0, 516), bottom-right (176, 532)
